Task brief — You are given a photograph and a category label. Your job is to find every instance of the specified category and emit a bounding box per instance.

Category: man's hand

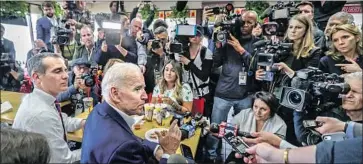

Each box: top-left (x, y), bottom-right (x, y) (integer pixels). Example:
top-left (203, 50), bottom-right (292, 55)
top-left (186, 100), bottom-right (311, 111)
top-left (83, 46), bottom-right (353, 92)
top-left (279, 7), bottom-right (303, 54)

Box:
top-left (242, 143), bottom-right (284, 163)
top-left (81, 119), bottom-right (86, 130)
top-left (227, 34), bottom-right (245, 55)
top-left (179, 55), bottom-right (190, 65)
top-left (315, 116), bottom-right (346, 135)
top-left (157, 120), bottom-right (181, 155)
top-left (66, 19), bottom-right (77, 26)
top-left (202, 6), bottom-right (213, 22)
top-left (74, 75), bottom-right (87, 90)
top-left (255, 69), bottom-right (265, 81)
top-left (101, 40), bottom-right (108, 52)
top-left (335, 58), bottom-right (362, 73)
top-left (136, 31), bottom-right (144, 42)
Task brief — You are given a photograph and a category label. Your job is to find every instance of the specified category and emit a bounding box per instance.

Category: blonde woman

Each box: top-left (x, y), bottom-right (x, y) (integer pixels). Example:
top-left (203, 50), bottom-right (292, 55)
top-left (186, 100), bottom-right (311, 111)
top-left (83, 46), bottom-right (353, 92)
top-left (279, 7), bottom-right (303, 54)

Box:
top-left (319, 24), bottom-right (363, 75)
top-left (151, 60), bottom-right (193, 113)
top-left (256, 14), bottom-right (322, 79)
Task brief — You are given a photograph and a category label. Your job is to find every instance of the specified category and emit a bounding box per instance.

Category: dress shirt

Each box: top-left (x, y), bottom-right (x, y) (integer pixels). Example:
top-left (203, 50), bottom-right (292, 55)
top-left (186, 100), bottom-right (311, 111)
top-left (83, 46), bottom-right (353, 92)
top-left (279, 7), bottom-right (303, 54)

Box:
top-left (12, 87), bottom-right (83, 163)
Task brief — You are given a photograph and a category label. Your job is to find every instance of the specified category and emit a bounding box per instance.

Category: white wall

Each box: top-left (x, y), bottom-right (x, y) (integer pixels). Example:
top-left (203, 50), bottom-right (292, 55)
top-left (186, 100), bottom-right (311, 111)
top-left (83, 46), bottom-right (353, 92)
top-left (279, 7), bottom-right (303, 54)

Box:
top-left (3, 23), bottom-right (32, 63)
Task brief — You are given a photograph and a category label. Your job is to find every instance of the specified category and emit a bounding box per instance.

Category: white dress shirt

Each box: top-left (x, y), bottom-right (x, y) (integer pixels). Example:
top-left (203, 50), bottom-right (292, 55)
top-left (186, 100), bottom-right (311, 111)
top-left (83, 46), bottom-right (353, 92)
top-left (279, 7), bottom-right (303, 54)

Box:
top-left (12, 88), bottom-right (83, 163)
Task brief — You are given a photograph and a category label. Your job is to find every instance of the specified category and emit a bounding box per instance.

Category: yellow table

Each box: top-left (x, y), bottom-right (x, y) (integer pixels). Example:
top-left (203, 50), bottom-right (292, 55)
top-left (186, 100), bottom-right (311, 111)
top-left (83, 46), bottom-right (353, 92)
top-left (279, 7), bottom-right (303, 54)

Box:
top-left (68, 112), bottom-right (201, 158)
top-left (1, 91), bottom-right (70, 124)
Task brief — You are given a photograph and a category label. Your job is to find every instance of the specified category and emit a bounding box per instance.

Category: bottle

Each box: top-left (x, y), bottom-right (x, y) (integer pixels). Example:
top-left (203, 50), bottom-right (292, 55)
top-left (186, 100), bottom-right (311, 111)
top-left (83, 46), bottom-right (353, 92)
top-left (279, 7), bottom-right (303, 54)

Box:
top-left (155, 104), bottom-right (163, 126)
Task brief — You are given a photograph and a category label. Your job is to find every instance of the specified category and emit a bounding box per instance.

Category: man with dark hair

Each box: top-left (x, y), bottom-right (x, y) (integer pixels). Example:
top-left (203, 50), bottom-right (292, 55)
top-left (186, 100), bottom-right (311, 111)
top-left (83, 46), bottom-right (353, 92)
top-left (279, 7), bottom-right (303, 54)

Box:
top-left (1, 24), bottom-right (16, 62)
top-left (36, 1), bottom-right (57, 50)
top-left (310, 1), bottom-right (347, 32)
top-left (12, 53), bottom-right (85, 163)
top-left (296, 1), bottom-right (325, 48)
top-left (1, 128), bottom-right (50, 164)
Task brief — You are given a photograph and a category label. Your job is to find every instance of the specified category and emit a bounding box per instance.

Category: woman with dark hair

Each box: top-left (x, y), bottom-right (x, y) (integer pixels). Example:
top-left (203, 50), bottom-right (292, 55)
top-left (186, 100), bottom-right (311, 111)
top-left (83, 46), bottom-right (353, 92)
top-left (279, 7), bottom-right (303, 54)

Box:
top-left (224, 91), bottom-right (286, 163)
top-left (151, 60), bottom-right (193, 113)
top-left (252, 22), bottom-right (263, 39)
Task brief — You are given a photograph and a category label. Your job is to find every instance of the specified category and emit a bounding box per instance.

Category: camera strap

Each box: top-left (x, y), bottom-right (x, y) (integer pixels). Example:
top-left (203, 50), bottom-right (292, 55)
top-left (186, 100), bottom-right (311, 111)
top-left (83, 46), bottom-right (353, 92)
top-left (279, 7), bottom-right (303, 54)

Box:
top-left (190, 71), bottom-right (202, 99)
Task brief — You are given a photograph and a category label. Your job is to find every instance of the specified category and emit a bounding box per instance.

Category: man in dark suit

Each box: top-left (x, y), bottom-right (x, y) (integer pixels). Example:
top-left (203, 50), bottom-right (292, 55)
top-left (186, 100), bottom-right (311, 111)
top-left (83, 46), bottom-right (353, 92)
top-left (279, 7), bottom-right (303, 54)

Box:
top-left (81, 63), bottom-right (182, 163)
top-left (1, 24), bottom-right (16, 62)
top-left (36, 1), bottom-right (58, 51)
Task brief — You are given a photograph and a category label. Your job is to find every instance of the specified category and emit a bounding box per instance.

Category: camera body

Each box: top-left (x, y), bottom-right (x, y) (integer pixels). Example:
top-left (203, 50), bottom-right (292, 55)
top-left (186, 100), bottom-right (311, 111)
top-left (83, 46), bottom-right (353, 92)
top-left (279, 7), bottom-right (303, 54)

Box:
top-left (280, 67), bottom-right (350, 113)
top-left (213, 14), bottom-right (241, 45)
top-left (262, 1), bottom-right (299, 36)
top-left (255, 40), bottom-right (292, 81)
top-left (51, 27), bottom-right (73, 45)
top-left (80, 65), bottom-right (100, 87)
top-left (151, 39), bottom-right (161, 50)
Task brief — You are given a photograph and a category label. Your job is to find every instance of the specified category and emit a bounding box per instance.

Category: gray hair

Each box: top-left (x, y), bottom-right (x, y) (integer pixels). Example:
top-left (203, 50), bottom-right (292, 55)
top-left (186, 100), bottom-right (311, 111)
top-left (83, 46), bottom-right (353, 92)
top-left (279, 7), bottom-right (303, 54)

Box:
top-left (330, 12), bottom-right (355, 25)
top-left (344, 71), bottom-right (362, 83)
top-left (154, 26), bottom-right (167, 35)
top-left (101, 63), bottom-right (141, 101)
top-left (26, 53), bottom-right (63, 77)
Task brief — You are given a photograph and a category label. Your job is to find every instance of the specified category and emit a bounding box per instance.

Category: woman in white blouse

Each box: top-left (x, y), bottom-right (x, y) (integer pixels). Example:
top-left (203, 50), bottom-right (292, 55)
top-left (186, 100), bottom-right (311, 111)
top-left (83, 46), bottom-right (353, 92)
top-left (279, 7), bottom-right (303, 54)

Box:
top-left (151, 60), bottom-right (193, 113)
top-left (226, 91), bottom-right (287, 163)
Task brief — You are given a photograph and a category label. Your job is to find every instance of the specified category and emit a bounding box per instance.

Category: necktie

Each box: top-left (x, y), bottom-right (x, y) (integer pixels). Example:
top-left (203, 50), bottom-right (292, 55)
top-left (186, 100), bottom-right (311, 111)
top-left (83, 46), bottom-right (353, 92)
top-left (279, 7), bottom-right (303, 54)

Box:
top-left (55, 101), bottom-right (68, 142)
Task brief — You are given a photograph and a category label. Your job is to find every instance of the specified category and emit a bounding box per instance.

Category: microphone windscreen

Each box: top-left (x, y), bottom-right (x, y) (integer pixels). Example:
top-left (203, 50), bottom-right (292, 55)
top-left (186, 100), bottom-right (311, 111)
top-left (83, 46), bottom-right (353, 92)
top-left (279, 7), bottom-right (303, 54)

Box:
top-left (167, 154), bottom-right (188, 164)
top-left (176, 1), bottom-right (188, 12)
top-left (260, 7), bottom-right (272, 19)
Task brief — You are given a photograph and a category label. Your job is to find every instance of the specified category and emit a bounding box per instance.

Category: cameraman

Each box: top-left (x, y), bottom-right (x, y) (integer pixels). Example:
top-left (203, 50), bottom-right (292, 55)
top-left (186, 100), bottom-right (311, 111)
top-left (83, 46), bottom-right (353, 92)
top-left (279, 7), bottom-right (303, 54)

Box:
top-left (293, 71), bottom-right (362, 146)
top-left (56, 58), bottom-right (100, 116)
top-left (206, 10), bottom-right (260, 162)
top-left (144, 26), bottom-right (169, 96)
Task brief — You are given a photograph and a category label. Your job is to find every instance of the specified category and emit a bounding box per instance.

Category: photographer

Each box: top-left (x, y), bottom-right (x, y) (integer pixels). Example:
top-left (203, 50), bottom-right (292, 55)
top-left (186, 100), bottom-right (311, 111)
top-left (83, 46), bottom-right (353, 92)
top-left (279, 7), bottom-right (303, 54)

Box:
top-left (0, 61), bottom-right (24, 92)
top-left (72, 26), bottom-right (99, 64)
top-left (179, 25), bottom-right (213, 117)
top-left (206, 10), bottom-right (260, 162)
top-left (224, 91), bottom-right (287, 163)
top-left (144, 26), bottom-right (170, 95)
top-left (56, 58), bottom-right (100, 116)
top-left (319, 24), bottom-right (363, 75)
top-left (293, 71), bottom-right (362, 146)
top-left (1, 24), bottom-right (16, 62)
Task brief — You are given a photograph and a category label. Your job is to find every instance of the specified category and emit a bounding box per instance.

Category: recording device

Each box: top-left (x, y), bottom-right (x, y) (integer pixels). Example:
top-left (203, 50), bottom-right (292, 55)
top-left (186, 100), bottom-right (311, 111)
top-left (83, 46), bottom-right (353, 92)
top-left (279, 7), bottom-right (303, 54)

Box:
top-left (169, 43), bottom-right (183, 53)
top-left (180, 144), bottom-right (194, 160)
top-left (51, 27), bottom-right (73, 45)
top-left (280, 67), bottom-right (350, 113)
top-left (179, 113), bottom-right (208, 140)
top-left (80, 65), bottom-right (100, 87)
top-left (303, 120), bottom-right (322, 128)
top-left (213, 14), bottom-right (241, 45)
top-left (322, 132), bottom-right (347, 142)
top-left (254, 40), bottom-right (292, 81)
top-left (170, 24), bottom-right (197, 54)
top-left (210, 122), bottom-right (255, 138)
top-left (102, 21), bottom-right (123, 45)
top-left (260, 1), bottom-right (299, 36)
top-left (151, 39), bottom-right (161, 50)
top-left (223, 132), bottom-right (251, 157)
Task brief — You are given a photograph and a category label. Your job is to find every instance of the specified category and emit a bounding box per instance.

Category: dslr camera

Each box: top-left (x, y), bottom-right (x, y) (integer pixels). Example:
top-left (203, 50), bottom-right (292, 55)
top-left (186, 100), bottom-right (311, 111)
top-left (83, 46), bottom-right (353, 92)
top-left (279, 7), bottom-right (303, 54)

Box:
top-left (280, 67), bottom-right (350, 113)
top-left (80, 65), bottom-right (99, 87)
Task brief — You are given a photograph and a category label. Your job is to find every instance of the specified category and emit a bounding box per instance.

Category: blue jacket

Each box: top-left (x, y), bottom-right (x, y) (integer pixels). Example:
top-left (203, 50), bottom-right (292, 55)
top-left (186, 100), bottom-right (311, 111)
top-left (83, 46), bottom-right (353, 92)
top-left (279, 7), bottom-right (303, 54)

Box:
top-left (36, 17), bottom-right (53, 44)
top-left (81, 102), bottom-right (167, 163)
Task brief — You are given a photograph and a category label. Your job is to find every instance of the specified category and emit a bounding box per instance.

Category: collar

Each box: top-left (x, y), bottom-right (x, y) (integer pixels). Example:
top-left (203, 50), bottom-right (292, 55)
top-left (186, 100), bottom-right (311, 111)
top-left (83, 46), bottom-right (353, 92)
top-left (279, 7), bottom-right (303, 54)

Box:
top-left (107, 102), bottom-right (135, 129)
top-left (32, 87), bottom-right (56, 106)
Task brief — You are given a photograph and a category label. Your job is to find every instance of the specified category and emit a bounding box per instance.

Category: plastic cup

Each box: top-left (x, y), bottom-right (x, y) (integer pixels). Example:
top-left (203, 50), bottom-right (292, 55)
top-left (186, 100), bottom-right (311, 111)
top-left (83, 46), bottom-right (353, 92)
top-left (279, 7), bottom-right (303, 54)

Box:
top-left (144, 103), bottom-right (154, 122)
top-left (83, 97), bottom-right (94, 113)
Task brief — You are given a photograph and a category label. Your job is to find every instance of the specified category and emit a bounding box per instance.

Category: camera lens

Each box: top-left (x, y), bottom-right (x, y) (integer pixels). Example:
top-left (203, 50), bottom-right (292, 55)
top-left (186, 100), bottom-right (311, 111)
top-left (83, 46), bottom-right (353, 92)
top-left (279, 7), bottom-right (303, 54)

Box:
top-left (287, 90), bottom-right (302, 105)
top-left (217, 32), bottom-right (226, 42)
top-left (58, 36), bottom-right (69, 45)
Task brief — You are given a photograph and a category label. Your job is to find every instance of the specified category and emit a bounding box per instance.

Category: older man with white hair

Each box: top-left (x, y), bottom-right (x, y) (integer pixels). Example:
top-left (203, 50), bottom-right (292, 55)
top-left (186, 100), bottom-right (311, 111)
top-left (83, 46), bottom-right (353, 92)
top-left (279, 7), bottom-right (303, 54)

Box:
top-left (81, 63), bottom-right (181, 163)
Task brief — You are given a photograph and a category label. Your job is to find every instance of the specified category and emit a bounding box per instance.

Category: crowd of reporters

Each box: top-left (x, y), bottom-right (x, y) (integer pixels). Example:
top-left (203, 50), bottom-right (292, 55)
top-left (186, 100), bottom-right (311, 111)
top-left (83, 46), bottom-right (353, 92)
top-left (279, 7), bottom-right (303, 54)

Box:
top-left (1, 0), bottom-right (362, 163)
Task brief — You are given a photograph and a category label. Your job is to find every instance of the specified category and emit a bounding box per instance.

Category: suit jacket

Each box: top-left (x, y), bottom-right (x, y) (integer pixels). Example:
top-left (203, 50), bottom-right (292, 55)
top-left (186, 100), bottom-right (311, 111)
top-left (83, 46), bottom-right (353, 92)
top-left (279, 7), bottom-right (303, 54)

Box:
top-left (81, 102), bottom-right (167, 163)
top-left (1, 38), bottom-right (16, 62)
top-left (36, 17), bottom-right (53, 44)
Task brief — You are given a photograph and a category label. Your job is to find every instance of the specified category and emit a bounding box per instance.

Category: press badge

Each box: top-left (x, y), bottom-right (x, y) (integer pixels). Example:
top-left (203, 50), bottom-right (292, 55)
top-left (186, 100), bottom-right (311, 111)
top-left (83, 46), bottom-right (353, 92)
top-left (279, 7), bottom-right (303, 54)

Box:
top-left (238, 67), bottom-right (247, 86)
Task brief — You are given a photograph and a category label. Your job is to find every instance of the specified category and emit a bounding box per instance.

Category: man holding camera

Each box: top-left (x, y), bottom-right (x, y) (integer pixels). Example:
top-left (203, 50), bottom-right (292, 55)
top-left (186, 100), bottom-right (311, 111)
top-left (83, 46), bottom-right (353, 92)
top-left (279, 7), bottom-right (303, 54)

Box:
top-left (206, 11), bottom-right (260, 162)
top-left (57, 58), bottom-right (100, 116)
top-left (36, 1), bottom-right (59, 51)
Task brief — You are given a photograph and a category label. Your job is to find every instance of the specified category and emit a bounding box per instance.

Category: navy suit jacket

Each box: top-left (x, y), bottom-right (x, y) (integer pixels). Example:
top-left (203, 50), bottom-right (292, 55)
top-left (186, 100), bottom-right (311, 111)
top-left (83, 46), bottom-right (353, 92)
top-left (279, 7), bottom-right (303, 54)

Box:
top-left (36, 17), bottom-right (53, 44)
top-left (81, 102), bottom-right (167, 163)
top-left (1, 38), bottom-right (16, 62)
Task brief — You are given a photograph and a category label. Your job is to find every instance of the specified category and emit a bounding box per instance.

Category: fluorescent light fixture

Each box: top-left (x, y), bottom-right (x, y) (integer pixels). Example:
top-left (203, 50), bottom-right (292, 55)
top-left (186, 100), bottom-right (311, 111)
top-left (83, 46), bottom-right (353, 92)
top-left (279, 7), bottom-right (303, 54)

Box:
top-left (102, 21), bottom-right (121, 30)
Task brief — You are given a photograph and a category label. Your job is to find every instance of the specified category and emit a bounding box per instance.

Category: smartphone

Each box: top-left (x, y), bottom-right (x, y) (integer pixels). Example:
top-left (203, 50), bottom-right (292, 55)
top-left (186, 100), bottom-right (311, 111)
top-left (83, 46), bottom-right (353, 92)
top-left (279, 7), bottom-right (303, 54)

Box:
top-left (322, 132), bottom-right (347, 142)
top-left (180, 144), bottom-right (194, 160)
top-left (303, 120), bottom-right (321, 128)
top-left (223, 132), bottom-right (250, 155)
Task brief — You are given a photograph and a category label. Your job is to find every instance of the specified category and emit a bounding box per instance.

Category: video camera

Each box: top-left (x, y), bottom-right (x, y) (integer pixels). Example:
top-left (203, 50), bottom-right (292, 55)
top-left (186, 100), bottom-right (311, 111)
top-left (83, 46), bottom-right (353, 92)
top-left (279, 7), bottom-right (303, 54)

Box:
top-left (51, 27), bottom-right (73, 45)
top-left (261, 1), bottom-right (299, 36)
top-left (213, 14), bottom-right (241, 45)
top-left (170, 23), bottom-right (198, 54)
top-left (254, 40), bottom-right (292, 81)
top-left (280, 67), bottom-right (350, 113)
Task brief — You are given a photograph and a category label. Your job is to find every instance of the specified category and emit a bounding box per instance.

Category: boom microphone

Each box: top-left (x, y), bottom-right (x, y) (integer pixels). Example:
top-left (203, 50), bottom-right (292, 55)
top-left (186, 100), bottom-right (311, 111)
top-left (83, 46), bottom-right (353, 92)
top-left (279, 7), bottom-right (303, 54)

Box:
top-left (176, 1), bottom-right (188, 12)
